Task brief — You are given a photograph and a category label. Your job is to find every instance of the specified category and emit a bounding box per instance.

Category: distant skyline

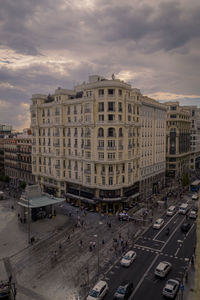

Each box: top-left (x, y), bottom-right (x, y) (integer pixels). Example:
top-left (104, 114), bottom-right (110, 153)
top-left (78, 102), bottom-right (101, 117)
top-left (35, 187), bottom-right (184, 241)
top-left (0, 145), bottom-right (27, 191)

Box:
top-left (0, 0), bottom-right (200, 130)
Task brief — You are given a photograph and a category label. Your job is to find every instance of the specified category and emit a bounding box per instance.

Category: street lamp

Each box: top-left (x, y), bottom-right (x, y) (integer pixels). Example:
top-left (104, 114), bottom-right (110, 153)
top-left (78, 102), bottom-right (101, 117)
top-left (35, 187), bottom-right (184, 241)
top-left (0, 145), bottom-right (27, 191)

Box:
top-left (94, 221), bottom-right (103, 275)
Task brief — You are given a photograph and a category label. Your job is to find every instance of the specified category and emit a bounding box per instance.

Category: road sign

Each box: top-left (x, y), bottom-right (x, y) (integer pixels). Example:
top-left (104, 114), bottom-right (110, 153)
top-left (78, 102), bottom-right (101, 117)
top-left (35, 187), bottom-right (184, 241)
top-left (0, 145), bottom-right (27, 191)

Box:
top-left (180, 284), bottom-right (184, 291)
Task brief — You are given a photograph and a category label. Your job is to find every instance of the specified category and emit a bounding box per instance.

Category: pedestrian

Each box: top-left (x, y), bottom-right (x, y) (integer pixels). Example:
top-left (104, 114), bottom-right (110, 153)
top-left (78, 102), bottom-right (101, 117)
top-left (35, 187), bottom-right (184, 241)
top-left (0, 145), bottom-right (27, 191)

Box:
top-left (89, 241), bottom-right (93, 251)
top-left (67, 235), bottom-right (70, 241)
top-left (17, 213), bottom-right (20, 219)
top-left (59, 242), bottom-right (62, 250)
top-left (102, 239), bottom-right (105, 245)
top-left (20, 217), bottom-right (22, 223)
top-left (185, 272), bottom-right (188, 283)
top-left (80, 239), bottom-right (83, 247)
top-left (93, 241), bottom-right (96, 249)
top-left (120, 238), bottom-right (124, 247)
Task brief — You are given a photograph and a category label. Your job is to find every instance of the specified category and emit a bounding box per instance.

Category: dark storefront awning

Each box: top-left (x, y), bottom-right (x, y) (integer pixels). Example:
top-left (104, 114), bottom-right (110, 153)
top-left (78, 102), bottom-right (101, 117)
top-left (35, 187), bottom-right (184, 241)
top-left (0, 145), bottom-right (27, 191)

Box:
top-left (66, 193), bottom-right (96, 204)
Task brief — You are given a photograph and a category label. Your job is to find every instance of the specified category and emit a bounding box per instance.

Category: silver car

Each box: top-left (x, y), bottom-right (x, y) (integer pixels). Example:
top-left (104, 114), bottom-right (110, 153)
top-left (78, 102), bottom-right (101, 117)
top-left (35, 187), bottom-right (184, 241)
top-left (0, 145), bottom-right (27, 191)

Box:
top-left (163, 279), bottom-right (179, 298)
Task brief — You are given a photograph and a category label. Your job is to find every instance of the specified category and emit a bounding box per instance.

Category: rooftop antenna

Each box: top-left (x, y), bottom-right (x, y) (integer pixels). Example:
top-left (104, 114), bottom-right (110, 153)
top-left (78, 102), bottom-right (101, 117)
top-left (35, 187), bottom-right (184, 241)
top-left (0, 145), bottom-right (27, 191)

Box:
top-left (112, 73), bottom-right (115, 80)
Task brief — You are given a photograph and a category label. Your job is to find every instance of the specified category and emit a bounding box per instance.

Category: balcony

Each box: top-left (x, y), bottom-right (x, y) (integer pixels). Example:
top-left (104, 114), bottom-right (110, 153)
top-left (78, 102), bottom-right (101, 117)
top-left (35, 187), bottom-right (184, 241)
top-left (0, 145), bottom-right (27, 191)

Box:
top-left (97, 146), bottom-right (104, 150)
top-left (84, 145), bottom-right (91, 149)
top-left (84, 169), bottom-right (91, 174)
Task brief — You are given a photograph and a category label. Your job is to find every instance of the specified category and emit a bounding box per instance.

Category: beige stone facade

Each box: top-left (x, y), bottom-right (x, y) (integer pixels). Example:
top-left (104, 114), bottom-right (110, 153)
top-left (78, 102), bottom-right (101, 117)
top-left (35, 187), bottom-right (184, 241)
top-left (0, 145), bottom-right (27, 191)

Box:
top-left (31, 76), bottom-right (141, 213)
top-left (4, 132), bottom-right (35, 185)
top-left (166, 102), bottom-right (191, 179)
top-left (140, 96), bottom-right (167, 202)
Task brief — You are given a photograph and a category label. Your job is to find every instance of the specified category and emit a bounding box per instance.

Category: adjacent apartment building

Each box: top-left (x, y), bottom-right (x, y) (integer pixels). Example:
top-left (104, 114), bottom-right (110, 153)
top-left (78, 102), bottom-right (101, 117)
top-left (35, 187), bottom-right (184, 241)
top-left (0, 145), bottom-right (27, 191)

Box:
top-left (166, 102), bottom-right (191, 178)
top-left (186, 106), bottom-right (200, 171)
top-left (31, 75), bottom-right (141, 214)
top-left (4, 130), bottom-right (35, 186)
top-left (140, 96), bottom-right (167, 202)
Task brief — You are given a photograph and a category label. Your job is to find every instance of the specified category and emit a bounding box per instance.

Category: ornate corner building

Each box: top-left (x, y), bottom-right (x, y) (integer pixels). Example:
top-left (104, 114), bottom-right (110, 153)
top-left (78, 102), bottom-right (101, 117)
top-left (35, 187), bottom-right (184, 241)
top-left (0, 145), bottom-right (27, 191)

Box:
top-left (30, 75), bottom-right (166, 213)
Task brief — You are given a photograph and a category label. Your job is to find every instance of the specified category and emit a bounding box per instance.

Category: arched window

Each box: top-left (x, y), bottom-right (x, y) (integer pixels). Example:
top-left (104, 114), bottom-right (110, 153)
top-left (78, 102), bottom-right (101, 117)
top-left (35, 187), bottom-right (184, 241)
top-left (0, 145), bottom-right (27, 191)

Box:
top-left (119, 128), bottom-right (123, 137)
top-left (98, 128), bottom-right (104, 137)
top-left (108, 127), bottom-right (116, 137)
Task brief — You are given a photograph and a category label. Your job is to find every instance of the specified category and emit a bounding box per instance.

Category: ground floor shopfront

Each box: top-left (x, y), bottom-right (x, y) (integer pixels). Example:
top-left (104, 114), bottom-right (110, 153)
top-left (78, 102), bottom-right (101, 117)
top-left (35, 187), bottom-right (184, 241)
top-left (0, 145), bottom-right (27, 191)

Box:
top-left (65, 182), bottom-right (140, 215)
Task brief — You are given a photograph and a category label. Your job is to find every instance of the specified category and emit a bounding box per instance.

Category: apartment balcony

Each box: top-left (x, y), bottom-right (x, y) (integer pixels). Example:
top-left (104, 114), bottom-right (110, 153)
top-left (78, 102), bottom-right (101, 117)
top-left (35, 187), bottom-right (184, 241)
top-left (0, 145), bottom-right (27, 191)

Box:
top-left (55, 165), bottom-right (60, 169)
top-left (97, 146), bottom-right (104, 150)
top-left (53, 143), bottom-right (60, 147)
top-left (107, 146), bottom-right (116, 150)
top-left (84, 145), bottom-right (91, 149)
top-left (84, 169), bottom-right (91, 174)
top-left (118, 145), bottom-right (123, 150)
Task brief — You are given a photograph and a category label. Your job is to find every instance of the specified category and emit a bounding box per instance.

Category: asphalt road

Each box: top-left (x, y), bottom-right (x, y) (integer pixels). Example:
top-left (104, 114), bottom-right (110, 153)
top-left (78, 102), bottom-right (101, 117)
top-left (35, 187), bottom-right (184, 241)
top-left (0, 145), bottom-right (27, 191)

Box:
top-left (103, 198), bottom-right (196, 300)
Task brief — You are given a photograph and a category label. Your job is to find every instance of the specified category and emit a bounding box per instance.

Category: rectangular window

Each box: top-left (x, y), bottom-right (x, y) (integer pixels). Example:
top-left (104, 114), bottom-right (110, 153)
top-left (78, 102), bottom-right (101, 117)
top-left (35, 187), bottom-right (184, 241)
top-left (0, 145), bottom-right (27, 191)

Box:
top-left (108, 152), bottom-right (115, 160)
top-left (85, 151), bottom-right (91, 159)
top-left (98, 140), bottom-right (104, 148)
top-left (109, 177), bottom-right (113, 185)
top-left (118, 115), bottom-right (122, 121)
top-left (102, 176), bottom-right (105, 185)
top-left (98, 102), bottom-right (104, 112)
top-left (108, 102), bottom-right (115, 112)
top-left (108, 114), bottom-right (115, 121)
top-left (108, 89), bottom-right (115, 96)
top-left (99, 114), bottom-right (104, 121)
top-left (118, 89), bottom-right (122, 96)
top-left (85, 115), bottom-right (91, 122)
top-left (107, 140), bottom-right (115, 148)
top-left (118, 102), bottom-right (122, 112)
top-left (85, 103), bottom-right (91, 113)
top-left (98, 152), bottom-right (104, 160)
top-left (98, 89), bottom-right (104, 97)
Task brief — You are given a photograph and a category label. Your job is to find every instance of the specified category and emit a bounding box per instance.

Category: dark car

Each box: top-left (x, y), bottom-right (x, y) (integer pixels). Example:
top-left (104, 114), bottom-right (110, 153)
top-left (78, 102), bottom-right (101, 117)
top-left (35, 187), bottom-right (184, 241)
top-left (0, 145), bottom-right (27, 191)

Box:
top-left (118, 212), bottom-right (130, 221)
top-left (113, 282), bottom-right (134, 299)
top-left (181, 222), bottom-right (191, 233)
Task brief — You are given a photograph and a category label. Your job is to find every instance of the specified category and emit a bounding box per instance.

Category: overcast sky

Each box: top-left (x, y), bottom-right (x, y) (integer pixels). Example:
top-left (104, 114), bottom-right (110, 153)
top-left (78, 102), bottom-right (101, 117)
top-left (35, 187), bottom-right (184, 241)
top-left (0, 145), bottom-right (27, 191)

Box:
top-left (0, 0), bottom-right (200, 130)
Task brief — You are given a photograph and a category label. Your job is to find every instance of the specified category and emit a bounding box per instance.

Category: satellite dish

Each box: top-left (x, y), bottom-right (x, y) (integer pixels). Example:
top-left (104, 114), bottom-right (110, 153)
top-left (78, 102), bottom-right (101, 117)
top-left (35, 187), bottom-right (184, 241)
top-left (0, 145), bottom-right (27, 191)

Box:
top-left (112, 73), bottom-right (115, 80)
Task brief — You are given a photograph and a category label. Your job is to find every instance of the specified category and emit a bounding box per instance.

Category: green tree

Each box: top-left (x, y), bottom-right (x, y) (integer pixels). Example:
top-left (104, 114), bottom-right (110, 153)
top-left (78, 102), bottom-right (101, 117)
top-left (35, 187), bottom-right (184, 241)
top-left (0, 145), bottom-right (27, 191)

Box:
top-left (182, 173), bottom-right (190, 187)
top-left (19, 181), bottom-right (26, 189)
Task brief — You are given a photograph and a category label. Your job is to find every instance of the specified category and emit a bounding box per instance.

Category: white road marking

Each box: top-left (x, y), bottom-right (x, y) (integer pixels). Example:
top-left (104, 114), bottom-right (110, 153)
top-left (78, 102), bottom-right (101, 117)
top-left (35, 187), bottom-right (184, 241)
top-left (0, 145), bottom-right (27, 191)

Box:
top-left (174, 248), bottom-right (180, 256)
top-left (130, 253), bottom-right (159, 298)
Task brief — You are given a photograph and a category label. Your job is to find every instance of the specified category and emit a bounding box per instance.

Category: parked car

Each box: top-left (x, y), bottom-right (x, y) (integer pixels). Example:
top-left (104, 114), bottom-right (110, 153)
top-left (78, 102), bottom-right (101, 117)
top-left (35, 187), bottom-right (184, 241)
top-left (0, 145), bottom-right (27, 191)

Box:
top-left (181, 222), bottom-right (191, 232)
top-left (155, 261), bottom-right (172, 278)
top-left (113, 282), bottom-right (134, 299)
top-left (87, 280), bottom-right (108, 300)
top-left (153, 218), bottom-right (164, 229)
top-left (192, 193), bottom-right (198, 200)
top-left (120, 250), bottom-right (136, 267)
top-left (166, 206), bottom-right (176, 216)
top-left (162, 279), bottom-right (180, 298)
top-left (189, 209), bottom-right (197, 219)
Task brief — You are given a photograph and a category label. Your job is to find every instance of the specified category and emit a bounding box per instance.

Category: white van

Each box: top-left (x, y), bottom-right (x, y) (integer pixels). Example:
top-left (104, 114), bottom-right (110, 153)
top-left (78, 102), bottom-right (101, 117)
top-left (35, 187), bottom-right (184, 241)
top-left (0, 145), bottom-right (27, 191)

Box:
top-left (178, 203), bottom-right (189, 215)
top-left (166, 206), bottom-right (176, 216)
top-left (87, 280), bottom-right (108, 300)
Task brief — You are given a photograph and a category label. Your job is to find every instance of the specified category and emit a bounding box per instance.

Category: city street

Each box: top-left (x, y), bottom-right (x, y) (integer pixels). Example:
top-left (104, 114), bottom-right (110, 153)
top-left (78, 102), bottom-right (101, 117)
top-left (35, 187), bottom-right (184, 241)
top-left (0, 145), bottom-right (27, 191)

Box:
top-left (103, 194), bottom-right (196, 300)
top-left (0, 184), bottom-right (196, 300)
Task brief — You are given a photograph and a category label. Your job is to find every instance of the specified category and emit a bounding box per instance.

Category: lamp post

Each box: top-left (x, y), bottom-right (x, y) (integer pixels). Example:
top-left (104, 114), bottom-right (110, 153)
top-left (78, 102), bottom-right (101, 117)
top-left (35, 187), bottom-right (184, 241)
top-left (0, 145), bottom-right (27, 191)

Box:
top-left (94, 221), bottom-right (103, 276)
top-left (27, 196), bottom-right (31, 244)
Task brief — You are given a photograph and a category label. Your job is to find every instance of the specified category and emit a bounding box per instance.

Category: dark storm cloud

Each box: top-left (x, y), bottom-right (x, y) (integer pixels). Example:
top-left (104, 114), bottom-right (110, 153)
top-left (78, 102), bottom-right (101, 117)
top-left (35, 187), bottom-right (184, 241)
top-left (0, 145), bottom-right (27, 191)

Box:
top-left (0, 0), bottom-right (200, 129)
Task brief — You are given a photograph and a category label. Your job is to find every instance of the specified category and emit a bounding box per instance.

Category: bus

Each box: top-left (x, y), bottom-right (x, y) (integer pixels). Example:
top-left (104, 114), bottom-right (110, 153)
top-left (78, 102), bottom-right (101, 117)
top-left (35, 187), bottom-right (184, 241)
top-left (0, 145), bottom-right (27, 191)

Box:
top-left (190, 180), bottom-right (200, 192)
